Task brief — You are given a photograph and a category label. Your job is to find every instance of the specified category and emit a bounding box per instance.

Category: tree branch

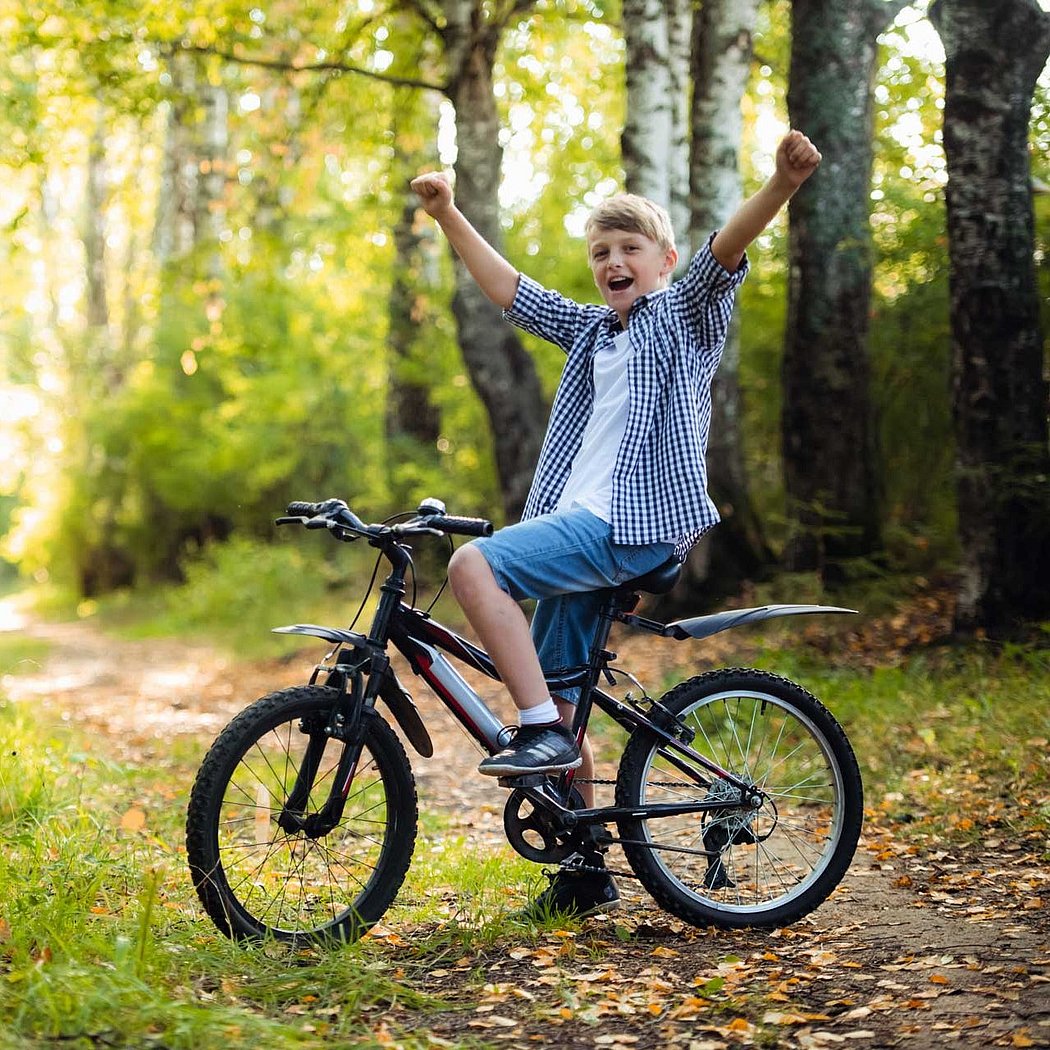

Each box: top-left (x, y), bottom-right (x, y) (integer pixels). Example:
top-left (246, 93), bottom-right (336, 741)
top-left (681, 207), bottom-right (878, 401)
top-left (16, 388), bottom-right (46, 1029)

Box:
top-left (160, 40), bottom-right (446, 93)
top-left (494, 0), bottom-right (539, 33)
top-left (395, 0), bottom-right (446, 38)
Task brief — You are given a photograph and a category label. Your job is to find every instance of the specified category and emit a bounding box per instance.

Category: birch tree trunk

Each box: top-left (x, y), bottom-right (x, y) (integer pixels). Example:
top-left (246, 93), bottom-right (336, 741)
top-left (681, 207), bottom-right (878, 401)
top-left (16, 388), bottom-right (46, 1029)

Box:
top-left (674, 0), bottom-right (768, 607)
top-left (929, 0), bottom-right (1050, 634)
top-left (154, 54), bottom-right (200, 264)
top-left (782, 0), bottom-right (908, 580)
top-left (83, 108), bottom-right (109, 336)
top-left (439, 0), bottom-right (546, 523)
top-left (621, 0), bottom-right (692, 251)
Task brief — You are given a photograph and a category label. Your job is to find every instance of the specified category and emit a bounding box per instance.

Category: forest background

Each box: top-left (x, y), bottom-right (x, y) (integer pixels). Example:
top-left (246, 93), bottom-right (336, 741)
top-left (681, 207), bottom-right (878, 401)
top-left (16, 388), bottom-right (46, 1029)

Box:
top-left (1, 0), bottom-right (1048, 639)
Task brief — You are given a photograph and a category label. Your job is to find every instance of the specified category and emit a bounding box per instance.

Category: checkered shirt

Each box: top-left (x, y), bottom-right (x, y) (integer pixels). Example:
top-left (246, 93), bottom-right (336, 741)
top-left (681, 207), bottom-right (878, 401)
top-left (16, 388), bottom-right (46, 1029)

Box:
top-left (504, 235), bottom-right (748, 559)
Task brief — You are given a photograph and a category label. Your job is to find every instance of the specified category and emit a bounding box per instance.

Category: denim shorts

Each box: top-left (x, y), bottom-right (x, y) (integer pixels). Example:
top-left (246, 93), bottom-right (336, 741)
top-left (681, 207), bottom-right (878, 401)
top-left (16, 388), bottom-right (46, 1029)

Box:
top-left (471, 508), bottom-right (675, 702)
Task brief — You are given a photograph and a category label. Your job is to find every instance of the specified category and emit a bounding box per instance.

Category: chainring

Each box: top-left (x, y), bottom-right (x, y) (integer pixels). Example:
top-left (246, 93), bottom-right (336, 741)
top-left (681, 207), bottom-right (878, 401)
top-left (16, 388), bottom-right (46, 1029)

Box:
top-left (503, 784), bottom-right (586, 863)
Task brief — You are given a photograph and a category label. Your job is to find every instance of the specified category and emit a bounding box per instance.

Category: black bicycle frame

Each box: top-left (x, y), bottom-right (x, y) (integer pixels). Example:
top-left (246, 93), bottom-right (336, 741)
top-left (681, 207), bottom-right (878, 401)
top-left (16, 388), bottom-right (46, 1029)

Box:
top-left (283, 548), bottom-right (771, 831)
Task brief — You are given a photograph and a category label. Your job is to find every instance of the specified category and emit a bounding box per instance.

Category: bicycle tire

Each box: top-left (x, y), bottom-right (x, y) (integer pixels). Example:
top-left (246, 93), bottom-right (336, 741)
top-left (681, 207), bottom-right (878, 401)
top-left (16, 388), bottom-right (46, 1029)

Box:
top-left (615, 668), bottom-right (862, 929)
top-left (186, 686), bottom-right (417, 944)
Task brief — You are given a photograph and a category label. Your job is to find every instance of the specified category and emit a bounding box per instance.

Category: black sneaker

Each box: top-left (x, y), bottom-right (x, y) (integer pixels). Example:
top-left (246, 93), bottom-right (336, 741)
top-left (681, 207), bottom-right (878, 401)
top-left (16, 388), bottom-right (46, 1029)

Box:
top-left (520, 860), bottom-right (621, 921)
top-left (477, 723), bottom-right (582, 777)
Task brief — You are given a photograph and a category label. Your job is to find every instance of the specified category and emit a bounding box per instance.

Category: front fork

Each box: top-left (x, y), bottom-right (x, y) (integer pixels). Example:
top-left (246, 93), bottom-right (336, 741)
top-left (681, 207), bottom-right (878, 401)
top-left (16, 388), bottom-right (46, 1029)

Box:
top-left (277, 654), bottom-right (375, 839)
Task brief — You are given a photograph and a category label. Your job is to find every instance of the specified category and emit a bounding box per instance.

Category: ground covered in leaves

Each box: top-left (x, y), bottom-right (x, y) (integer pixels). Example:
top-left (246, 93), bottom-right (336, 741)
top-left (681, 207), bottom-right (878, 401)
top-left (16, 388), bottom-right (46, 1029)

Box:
top-left (2, 584), bottom-right (1047, 1049)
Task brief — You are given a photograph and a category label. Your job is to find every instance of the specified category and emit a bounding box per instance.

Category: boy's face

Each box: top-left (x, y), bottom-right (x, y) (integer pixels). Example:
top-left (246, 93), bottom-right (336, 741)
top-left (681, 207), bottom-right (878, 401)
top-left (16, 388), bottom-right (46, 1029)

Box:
top-left (587, 228), bottom-right (678, 324)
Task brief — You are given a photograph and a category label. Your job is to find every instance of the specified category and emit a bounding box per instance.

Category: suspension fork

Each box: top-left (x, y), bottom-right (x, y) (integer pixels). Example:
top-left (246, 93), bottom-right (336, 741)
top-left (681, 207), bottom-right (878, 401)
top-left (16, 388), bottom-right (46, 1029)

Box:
top-left (294, 541), bottom-right (411, 835)
top-left (278, 546), bottom-right (409, 838)
top-left (277, 667), bottom-right (370, 838)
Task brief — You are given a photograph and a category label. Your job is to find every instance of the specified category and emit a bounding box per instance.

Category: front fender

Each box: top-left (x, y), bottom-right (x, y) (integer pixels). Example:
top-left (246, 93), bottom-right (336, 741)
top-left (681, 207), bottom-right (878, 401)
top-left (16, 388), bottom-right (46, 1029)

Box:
top-left (273, 624), bottom-right (434, 758)
top-left (273, 623), bottom-right (370, 647)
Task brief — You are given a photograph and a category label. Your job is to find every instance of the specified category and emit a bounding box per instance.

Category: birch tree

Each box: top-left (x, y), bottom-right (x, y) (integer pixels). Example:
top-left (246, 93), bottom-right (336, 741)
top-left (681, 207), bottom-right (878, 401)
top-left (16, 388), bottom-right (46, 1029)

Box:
top-left (681, 0), bottom-right (769, 601)
top-left (621, 0), bottom-right (692, 249)
top-left (929, 0), bottom-right (1050, 633)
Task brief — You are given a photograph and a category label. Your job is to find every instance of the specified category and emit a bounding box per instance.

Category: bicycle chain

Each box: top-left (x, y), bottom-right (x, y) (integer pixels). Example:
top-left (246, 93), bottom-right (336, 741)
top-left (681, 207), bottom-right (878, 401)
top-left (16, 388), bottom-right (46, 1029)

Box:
top-left (558, 778), bottom-right (719, 881)
top-left (574, 778), bottom-right (699, 789)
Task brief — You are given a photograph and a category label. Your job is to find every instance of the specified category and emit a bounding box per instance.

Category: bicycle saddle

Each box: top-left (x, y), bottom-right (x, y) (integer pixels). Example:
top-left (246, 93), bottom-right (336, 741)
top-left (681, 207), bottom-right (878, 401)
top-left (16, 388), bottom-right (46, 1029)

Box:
top-left (617, 557), bottom-right (682, 595)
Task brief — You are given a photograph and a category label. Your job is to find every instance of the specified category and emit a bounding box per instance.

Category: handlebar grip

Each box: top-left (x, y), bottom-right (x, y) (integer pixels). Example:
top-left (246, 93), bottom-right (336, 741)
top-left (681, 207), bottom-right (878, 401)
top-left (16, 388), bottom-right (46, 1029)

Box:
top-left (287, 500), bottom-right (323, 517)
top-left (436, 515), bottom-right (494, 537)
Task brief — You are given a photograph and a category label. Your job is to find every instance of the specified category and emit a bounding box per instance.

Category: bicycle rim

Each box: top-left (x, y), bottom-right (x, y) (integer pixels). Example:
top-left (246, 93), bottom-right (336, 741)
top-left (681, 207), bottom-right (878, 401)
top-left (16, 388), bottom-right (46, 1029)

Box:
top-left (618, 672), bottom-right (860, 926)
top-left (190, 690), bottom-right (415, 943)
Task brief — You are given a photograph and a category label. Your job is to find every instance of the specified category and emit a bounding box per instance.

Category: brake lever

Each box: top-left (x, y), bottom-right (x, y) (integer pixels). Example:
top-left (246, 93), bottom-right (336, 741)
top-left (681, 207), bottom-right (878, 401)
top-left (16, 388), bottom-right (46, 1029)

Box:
top-left (274, 516), bottom-right (310, 527)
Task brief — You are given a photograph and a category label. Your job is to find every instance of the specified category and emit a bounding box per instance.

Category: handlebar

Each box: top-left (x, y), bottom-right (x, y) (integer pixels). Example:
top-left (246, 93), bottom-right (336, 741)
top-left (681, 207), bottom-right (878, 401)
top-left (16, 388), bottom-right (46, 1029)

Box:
top-left (275, 497), bottom-right (493, 543)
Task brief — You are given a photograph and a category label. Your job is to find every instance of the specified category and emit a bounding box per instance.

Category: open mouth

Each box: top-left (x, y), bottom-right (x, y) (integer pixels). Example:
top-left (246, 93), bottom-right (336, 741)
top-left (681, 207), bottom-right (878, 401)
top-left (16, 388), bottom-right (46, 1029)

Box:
top-left (609, 276), bottom-right (634, 292)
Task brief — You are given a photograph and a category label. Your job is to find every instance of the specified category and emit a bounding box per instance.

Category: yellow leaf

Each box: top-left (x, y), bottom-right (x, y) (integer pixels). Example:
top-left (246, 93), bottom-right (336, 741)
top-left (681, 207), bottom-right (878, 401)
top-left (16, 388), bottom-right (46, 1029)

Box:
top-left (120, 807), bottom-right (146, 832)
top-left (762, 1011), bottom-right (808, 1026)
top-left (929, 974), bottom-right (949, 985)
top-left (728, 1018), bottom-right (751, 1032)
top-left (651, 945), bottom-right (678, 958)
top-left (1011, 1033), bottom-right (1036, 1048)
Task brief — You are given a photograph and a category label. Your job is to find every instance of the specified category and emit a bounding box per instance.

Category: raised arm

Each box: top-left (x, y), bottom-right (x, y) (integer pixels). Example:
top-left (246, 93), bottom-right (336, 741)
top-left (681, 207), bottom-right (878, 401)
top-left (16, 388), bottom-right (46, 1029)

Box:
top-left (410, 172), bottom-right (520, 310)
top-left (711, 130), bottom-right (822, 273)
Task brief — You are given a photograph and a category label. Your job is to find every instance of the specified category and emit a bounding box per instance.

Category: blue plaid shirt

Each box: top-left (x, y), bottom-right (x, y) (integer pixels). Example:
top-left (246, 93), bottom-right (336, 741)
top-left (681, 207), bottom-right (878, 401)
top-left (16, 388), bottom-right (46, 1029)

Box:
top-left (504, 236), bottom-right (748, 559)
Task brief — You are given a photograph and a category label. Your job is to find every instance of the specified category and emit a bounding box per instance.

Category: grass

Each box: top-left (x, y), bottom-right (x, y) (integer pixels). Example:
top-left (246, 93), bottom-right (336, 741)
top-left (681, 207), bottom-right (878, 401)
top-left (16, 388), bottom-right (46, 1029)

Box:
top-left (0, 632), bottom-right (51, 678)
top-left (762, 643), bottom-right (1050, 850)
top-left (0, 695), bottom-right (550, 1048)
top-left (1, 593), bottom-right (1048, 1046)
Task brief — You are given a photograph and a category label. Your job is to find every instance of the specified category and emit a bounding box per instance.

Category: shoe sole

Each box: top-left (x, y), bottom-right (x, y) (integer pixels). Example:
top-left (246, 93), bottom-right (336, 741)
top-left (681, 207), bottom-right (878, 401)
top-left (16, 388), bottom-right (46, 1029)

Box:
top-left (478, 755), bottom-right (583, 777)
top-left (518, 895), bottom-right (622, 922)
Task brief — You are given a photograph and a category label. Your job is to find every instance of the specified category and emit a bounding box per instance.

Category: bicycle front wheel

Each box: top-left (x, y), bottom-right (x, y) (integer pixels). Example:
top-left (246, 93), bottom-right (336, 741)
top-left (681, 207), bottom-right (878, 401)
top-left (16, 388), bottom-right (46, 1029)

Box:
top-left (616, 669), bottom-right (862, 929)
top-left (186, 686), bottom-right (417, 944)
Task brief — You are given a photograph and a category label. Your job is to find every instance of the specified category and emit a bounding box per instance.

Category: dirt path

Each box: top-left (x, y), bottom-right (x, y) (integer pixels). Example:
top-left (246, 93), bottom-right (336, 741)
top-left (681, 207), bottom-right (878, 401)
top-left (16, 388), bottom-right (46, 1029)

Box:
top-left (2, 599), bottom-right (1047, 1049)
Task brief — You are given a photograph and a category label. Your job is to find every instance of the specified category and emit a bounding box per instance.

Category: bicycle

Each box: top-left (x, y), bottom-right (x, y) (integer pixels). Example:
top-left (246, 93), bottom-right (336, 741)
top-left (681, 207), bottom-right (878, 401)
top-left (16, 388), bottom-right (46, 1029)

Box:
top-left (186, 497), bottom-right (863, 945)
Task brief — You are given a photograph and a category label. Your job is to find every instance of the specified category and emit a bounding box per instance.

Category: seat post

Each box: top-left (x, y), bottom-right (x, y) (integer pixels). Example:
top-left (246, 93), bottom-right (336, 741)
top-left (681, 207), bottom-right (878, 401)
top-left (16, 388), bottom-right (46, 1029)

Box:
top-left (569, 591), bottom-right (622, 737)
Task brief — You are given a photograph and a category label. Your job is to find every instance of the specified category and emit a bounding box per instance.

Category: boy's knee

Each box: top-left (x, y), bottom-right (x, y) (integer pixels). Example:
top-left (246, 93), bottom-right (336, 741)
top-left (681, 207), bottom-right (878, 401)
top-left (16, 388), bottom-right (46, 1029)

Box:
top-left (447, 543), bottom-right (494, 599)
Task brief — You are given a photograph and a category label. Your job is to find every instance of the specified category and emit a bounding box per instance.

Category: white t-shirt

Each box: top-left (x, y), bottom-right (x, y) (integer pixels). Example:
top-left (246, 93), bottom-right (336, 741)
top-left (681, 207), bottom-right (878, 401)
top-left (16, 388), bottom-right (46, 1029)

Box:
top-left (555, 329), bottom-right (632, 521)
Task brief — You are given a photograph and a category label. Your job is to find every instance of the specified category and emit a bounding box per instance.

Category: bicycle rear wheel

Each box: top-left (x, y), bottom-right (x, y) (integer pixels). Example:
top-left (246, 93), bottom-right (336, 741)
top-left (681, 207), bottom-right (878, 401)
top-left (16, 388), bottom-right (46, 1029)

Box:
top-left (616, 668), bottom-right (862, 928)
top-left (186, 686), bottom-right (417, 944)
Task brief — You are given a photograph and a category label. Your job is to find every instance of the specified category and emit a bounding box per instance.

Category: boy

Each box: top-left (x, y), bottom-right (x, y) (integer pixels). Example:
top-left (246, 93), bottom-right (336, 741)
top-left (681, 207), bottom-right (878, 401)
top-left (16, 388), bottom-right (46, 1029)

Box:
top-left (410, 130), bottom-right (821, 916)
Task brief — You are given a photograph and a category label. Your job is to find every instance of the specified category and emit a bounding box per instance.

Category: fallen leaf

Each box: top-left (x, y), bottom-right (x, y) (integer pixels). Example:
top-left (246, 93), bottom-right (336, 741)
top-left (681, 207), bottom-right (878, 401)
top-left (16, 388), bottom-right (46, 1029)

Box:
top-left (120, 807), bottom-right (146, 832)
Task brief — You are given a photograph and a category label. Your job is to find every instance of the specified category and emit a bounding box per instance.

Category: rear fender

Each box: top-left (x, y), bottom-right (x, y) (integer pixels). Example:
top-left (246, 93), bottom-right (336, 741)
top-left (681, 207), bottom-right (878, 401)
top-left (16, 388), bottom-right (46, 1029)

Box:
top-left (667, 604), bottom-right (856, 641)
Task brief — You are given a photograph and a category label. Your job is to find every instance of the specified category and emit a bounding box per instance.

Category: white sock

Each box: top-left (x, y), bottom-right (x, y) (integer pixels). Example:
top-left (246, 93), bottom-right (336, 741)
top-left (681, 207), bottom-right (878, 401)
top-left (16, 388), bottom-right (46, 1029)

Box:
top-left (519, 699), bottom-right (560, 726)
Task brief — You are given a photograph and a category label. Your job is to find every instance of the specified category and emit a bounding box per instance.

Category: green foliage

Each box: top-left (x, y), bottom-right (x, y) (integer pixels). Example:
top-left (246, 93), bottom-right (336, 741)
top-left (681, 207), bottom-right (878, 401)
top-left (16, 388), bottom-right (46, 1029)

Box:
top-left (1, 0), bottom-right (1046, 603)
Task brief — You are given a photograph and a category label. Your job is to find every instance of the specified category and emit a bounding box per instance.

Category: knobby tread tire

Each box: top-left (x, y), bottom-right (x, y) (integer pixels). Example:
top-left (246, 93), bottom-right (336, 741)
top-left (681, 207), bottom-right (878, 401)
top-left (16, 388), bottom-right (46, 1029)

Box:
top-left (186, 686), bottom-right (417, 945)
top-left (616, 668), bottom-right (862, 929)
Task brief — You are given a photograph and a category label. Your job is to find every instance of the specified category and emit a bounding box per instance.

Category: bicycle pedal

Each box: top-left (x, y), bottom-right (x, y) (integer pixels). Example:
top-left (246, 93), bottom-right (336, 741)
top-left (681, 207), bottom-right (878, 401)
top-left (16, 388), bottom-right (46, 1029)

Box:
top-left (497, 774), bottom-right (550, 789)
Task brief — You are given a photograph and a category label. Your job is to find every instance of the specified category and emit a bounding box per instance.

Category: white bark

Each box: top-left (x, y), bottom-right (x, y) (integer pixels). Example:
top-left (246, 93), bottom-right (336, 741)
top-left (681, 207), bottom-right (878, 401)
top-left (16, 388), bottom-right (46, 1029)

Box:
top-left (688, 0), bottom-right (759, 246)
top-left (621, 0), bottom-right (691, 251)
top-left (679, 0), bottom-right (766, 596)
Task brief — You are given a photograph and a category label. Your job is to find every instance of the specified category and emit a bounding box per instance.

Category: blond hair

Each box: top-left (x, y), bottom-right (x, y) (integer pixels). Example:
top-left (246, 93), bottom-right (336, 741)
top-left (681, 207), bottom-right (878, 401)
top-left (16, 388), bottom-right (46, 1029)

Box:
top-left (584, 194), bottom-right (676, 252)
